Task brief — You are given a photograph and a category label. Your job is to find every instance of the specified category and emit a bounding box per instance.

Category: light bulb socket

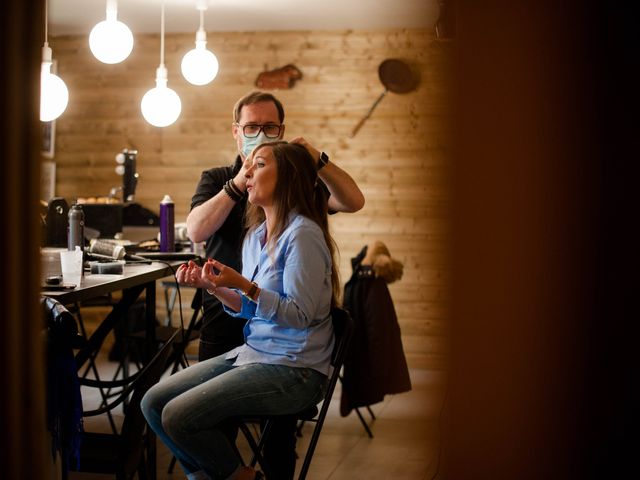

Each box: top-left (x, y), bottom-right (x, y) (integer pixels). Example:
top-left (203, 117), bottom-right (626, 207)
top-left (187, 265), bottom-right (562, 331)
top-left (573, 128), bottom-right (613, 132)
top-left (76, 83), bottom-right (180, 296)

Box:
top-left (107, 0), bottom-right (118, 16)
top-left (156, 65), bottom-right (168, 81)
top-left (42, 44), bottom-right (53, 63)
top-left (196, 29), bottom-right (207, 42)
top-left (155, 66), bottom-right (169, 89)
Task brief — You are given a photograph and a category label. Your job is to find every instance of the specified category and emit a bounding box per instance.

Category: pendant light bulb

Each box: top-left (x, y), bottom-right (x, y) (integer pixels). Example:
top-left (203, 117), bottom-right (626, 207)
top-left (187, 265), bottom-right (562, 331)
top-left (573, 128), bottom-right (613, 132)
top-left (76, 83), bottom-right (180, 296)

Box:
top-left (40, 8), bottom-right (69, 123)
top-left (141, 4), bottom-right (181, 128)
top-left (141, 66), bottom-right (182, 127)
top-left (181, 30), bottom-right (219, 86)
top-left (89, 0), bottom-right (134, 64)
top-left (181, 3), bottom-right (219, 86)
top-left (41, 0), bottom-right (68, 122)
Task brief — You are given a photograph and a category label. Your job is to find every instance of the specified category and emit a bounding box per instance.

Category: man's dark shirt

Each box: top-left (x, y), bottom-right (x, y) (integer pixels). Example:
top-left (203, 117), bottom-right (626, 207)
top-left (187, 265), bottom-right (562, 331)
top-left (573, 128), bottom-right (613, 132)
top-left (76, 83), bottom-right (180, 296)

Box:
top-left (190, 156), bottom-right (247, 352)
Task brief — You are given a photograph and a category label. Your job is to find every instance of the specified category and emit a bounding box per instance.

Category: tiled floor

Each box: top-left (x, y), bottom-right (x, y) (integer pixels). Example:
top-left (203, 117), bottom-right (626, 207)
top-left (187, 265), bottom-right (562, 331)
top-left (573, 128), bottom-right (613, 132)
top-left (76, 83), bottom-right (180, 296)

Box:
top-left (69, 353), bottom-right (447, 480)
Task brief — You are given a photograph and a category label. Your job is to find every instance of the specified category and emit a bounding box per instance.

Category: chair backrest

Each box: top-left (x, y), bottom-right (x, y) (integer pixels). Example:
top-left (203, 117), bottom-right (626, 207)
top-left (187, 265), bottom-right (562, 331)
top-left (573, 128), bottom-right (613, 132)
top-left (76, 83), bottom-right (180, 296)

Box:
top-left (329, 306), bottom-right (353, 367)
top-left (43, 297), bottom-right (85, 472)
top-left (297, 306), bottom-right (354, 480)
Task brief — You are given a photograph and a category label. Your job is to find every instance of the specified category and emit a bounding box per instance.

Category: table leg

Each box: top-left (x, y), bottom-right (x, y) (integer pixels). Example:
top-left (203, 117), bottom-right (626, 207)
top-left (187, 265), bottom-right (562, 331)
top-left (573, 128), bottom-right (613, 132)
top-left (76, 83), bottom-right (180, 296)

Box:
top-left (144, 280), bottom-right (158, 480)
top-left (144, 281), bottom-right (157, 363)
top-left (74, 285), bottom-right (145, 370)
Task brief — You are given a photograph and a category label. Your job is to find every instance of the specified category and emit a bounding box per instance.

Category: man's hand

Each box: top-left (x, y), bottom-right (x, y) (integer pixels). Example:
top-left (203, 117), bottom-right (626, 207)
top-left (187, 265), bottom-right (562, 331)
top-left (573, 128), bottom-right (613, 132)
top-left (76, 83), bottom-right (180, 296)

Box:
top-left (232, 155), bottom-right (252, 192)
top-left (290, 136), bottom-right (321, 165)
top-left (289, 136), bottom-right (365, 212)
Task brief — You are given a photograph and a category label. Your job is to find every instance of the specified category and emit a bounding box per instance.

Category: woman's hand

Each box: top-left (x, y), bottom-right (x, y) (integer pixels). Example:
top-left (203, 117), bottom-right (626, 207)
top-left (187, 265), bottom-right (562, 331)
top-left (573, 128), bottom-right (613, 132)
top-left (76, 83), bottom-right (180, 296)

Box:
top-left (202, 258), bottom-right (250, 292)
top-left (176, 260), bottom-right (216, 291)
top-left (201, 259), bottom-right (245, 312)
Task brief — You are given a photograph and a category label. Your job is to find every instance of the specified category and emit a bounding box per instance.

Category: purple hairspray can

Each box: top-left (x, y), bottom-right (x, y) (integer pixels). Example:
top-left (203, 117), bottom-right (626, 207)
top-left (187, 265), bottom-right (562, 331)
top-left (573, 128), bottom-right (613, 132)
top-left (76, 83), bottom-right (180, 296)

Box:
top-left (159, 195), bottom-right (175, 252)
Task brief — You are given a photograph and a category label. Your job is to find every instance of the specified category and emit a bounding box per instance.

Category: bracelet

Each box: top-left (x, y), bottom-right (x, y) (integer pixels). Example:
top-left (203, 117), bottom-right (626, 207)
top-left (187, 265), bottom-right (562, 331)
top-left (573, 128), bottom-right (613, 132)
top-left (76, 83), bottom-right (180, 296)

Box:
top-left (223, 180), bottom-right (243, 202)
top-left (228, 179), bottom-right (244, 198)
top-left (222, 184), bottom-right (235, 201)
top-left (243, 281), bottom-right (259, 302)
top-left (206, 288), bottom-right (217, 295)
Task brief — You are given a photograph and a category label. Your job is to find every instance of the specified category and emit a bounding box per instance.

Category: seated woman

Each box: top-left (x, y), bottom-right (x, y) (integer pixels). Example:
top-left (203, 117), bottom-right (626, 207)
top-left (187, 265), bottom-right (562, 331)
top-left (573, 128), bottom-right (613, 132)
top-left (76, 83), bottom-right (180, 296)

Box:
top-left (141, 141), bottom-right (340, 480)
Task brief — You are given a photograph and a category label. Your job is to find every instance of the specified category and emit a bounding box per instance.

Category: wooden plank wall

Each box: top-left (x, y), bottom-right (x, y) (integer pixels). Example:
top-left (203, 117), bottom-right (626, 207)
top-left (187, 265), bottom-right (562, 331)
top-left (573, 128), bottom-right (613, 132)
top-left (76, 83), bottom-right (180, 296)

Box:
top-left (48, 29), bottom-right (452, 369)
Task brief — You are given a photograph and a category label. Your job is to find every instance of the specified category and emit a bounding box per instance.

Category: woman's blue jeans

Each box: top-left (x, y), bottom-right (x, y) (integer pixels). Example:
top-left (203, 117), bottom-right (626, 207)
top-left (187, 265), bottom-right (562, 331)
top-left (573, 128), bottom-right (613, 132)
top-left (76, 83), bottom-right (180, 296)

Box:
top-left (140, 353), bottom-right (326, 479)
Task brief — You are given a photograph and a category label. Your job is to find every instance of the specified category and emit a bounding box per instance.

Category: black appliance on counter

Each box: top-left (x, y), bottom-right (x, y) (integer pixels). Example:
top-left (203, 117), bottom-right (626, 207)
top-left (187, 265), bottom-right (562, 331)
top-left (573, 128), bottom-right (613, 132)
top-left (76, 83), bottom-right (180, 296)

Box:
top-left (43, 197), bottom-right (69, 247)
top-left (43, 199), bottom-right (159, 245)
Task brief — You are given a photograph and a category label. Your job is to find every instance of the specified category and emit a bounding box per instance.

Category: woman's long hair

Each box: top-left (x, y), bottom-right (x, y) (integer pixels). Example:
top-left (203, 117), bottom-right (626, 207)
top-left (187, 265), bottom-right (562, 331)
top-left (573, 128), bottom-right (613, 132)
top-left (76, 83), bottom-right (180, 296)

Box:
top-left (244, 141), bottom-right (340, 306)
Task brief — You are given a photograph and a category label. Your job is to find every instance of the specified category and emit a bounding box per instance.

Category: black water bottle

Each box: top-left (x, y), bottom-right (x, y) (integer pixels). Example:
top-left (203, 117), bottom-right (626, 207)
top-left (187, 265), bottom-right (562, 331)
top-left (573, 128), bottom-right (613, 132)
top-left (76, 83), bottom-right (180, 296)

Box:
top-left (68, 203), bottom-right (85, 251)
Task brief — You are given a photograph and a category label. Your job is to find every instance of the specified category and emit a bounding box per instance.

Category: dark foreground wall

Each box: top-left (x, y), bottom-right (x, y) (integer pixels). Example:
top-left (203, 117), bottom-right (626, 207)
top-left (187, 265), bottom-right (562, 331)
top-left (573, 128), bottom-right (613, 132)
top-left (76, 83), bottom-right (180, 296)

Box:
top-left (446, 2), bottom-right (639, 479)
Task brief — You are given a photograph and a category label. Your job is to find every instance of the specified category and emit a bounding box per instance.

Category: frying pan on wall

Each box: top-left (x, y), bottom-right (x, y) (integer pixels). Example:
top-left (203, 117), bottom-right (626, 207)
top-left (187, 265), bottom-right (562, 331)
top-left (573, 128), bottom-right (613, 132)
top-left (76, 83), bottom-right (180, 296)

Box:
top-left (350, 59), bottom-right (419, 138)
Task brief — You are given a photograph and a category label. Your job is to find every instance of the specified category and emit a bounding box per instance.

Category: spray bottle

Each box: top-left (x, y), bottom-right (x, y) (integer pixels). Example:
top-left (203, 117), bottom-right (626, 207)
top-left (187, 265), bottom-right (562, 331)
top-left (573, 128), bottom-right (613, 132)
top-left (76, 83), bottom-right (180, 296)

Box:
top-left (159, 195), bottom-right (175, 252)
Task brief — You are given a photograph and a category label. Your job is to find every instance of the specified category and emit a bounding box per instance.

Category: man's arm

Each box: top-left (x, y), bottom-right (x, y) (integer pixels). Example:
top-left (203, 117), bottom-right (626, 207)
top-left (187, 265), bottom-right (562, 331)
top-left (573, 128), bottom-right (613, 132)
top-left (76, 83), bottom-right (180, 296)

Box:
top-left (318, 160), bottom-right (365, 213)
top-left (290, 137), bottom-right (365, 213)
top-left (186, 190), bottom-right (237, 243)
top-left (186, 163), bottom-right (249, 243)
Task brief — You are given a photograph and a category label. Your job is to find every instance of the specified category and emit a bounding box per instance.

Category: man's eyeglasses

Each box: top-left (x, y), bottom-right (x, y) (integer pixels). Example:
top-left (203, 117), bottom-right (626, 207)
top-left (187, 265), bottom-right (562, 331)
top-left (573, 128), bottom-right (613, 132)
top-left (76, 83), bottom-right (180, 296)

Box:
top-left (235, 123), bottom-right (282, 139)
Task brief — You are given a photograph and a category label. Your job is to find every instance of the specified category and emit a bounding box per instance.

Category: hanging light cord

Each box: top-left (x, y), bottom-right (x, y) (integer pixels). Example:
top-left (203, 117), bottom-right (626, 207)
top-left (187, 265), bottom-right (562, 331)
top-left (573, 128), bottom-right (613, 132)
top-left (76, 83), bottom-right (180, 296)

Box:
top-left (44, 0), bottom-right (49, 47)
top-left (199, 8), bottom-right (205, 31)
top-left (160, 2), bottom-right (165, 67)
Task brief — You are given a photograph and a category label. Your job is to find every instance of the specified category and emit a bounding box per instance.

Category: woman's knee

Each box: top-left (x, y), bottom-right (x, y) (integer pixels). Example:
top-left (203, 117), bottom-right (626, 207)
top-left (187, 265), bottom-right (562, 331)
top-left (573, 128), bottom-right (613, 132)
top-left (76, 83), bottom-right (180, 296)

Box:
top-left (161, 397), bottom-right (228, 442)
top-left (140, 384), bottom-right (161, 421)
top-left (161, 399), bottom-right (193, 440)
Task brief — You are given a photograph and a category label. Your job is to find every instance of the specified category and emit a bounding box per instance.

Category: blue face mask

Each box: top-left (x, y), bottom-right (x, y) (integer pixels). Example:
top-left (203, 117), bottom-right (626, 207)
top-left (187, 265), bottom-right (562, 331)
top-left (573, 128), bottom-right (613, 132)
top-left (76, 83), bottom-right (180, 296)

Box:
top-left (241, 132), bottom-right (271, 159)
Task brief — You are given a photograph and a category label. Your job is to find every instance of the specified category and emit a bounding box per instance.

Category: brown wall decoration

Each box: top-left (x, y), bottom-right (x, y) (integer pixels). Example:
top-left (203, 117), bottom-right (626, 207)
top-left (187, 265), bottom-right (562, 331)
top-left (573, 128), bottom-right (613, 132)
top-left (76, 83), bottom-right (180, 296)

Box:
top-left (255, 64), bottom-right (303, 90)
